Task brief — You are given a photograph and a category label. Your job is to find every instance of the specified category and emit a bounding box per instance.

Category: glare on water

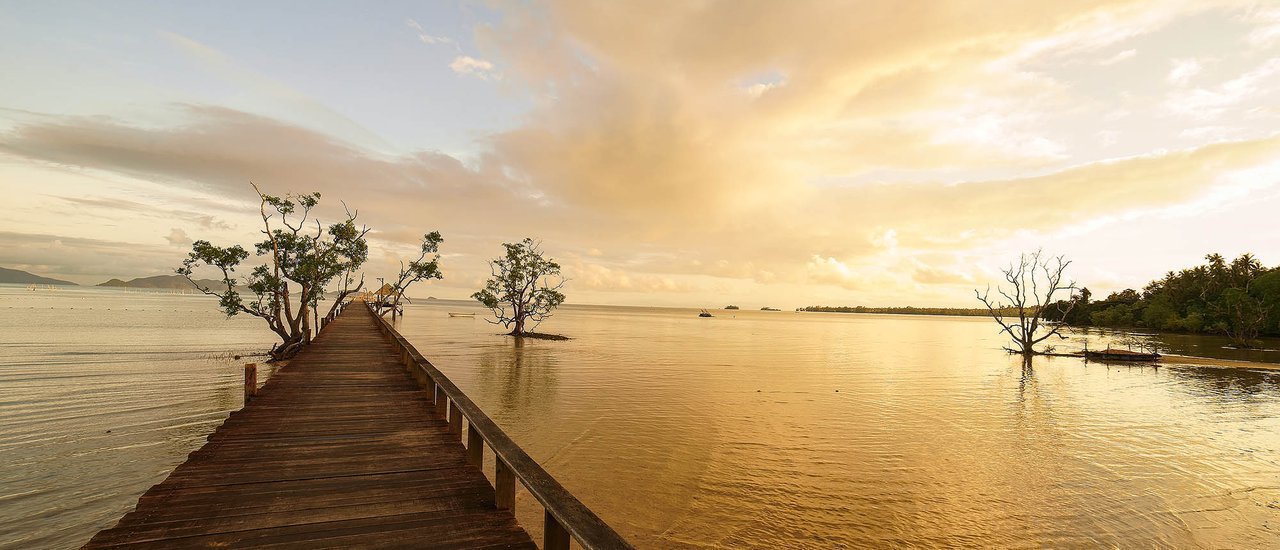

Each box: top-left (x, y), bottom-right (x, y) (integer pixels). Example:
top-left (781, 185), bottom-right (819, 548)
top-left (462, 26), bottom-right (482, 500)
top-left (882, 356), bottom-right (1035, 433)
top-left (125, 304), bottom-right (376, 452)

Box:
top-left (395, 300), bottom-right (1280, 549)
top-left (2, 287), bottom-right (1279, 548)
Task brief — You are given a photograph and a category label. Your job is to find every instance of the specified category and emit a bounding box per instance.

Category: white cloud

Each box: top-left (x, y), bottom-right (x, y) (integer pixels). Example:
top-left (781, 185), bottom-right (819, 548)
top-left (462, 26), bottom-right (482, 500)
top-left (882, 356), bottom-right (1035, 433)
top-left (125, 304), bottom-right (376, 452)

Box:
top-left (164, 227), bottom-right (192, 246)
top-left (1097, 48), bottom-right (1137, 66)
top-left (1243, 7), bottom-right (1280, 49)
top-left (406, 19), bottom-right (455, 46)
top-left (449, 56), bottom-right (499, 80)
top-left (1164, 57), bottom-right (1280, 119)
top-left (742, 81), bottom-right (783, 98)
top-left (1166, 58), bottom-right (1202, 85)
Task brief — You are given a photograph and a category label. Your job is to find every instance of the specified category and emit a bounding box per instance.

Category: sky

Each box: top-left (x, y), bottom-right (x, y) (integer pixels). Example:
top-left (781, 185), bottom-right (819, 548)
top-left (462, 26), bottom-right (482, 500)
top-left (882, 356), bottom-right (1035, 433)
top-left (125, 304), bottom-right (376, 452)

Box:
top-left (1, 1), bottom-right (1279, 308)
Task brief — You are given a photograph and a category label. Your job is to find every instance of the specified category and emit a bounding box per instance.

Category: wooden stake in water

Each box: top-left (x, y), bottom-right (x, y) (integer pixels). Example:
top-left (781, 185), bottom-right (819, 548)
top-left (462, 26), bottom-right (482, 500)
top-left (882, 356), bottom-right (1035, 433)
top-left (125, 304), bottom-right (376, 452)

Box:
top-left (244, 363), bottom-right (258, 405)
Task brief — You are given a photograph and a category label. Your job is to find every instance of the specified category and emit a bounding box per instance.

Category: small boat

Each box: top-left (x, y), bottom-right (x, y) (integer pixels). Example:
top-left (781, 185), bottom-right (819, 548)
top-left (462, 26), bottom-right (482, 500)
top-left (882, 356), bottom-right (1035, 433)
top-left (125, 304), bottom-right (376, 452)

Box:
top-left (1082, 348), bottom-right (1161, 362)
top-left (698, 309), bottom-right (713, 318)
top-left (760, 307), bottom-right (780, 311)
top-left (447, 312), bottom-right (476, 318)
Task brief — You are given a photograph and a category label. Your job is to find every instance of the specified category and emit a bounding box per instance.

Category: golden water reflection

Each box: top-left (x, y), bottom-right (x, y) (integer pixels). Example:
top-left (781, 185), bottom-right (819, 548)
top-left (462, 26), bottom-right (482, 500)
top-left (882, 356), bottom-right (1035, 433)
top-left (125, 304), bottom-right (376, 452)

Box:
top-left (398, 302), bottom-right (1280, 548)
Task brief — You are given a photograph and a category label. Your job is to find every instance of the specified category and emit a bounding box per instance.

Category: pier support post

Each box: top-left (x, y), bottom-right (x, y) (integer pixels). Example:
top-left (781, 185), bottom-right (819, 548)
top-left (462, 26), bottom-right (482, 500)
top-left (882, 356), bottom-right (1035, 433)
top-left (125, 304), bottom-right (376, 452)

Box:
top-left (544, 510), bottom-right (571, 550)
top-left (244, 363), bottom-right (257, 405)
top-left (496, 458), bottom-right (516, 511)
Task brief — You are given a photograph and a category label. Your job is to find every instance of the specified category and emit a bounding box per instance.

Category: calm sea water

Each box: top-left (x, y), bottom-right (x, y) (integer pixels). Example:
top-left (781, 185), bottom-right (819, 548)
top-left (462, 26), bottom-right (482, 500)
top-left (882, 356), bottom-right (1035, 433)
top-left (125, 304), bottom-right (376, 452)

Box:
top-left (393, 300), bottom-right (1280, 549)
top-left (0, 285), bottom-right (275, 549)
top-left (3, 287), bottom-right (1279, 548)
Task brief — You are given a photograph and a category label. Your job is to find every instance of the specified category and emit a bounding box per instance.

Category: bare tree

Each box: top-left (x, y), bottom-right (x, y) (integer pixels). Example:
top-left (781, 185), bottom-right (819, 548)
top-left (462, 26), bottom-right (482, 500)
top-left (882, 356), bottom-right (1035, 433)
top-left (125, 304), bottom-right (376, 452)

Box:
top-left (472, 238), bottom-right (566, 336)
top-left (975, 250), bottom-right (1077, 355)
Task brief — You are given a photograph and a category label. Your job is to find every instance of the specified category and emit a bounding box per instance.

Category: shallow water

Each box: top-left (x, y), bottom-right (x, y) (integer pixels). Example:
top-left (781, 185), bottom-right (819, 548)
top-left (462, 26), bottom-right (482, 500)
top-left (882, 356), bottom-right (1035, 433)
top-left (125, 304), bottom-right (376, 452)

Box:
top-left (3, 288), bottom-right (1279, 548)
top-left (393, 300), bottom-right (1280, 549)
top-left (0, 285), bottom-right (275, 549)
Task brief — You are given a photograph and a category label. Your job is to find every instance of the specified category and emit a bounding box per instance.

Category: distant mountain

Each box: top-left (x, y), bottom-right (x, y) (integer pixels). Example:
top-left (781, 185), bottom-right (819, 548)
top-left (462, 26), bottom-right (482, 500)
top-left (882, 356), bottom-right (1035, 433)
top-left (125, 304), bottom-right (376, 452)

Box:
top-left (0, 267), bottom-right (78, 286)
top-left (97, 275), bottom-right (225, 290)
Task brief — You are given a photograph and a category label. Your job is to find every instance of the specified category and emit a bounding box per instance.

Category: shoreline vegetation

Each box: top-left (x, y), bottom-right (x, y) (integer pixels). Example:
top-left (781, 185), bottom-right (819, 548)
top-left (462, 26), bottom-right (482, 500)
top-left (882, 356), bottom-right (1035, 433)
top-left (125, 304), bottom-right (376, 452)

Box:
top-left (1039, 253), bottom-right (1279, 345)
top-left (804, 253), bottom-right (1280, 349)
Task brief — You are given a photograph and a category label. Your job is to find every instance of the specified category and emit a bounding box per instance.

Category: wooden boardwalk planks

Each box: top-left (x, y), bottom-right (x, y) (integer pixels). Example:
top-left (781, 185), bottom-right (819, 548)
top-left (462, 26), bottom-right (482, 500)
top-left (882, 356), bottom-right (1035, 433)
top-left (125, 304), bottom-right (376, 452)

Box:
top-left (84, 305), bottom-right (536, 549)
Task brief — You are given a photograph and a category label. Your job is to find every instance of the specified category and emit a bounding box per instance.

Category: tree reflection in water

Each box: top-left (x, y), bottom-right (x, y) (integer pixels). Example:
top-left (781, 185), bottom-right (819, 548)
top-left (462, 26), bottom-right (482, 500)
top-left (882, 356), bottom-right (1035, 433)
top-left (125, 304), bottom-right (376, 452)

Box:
top-left (475, 337), bottom-right (559, 418)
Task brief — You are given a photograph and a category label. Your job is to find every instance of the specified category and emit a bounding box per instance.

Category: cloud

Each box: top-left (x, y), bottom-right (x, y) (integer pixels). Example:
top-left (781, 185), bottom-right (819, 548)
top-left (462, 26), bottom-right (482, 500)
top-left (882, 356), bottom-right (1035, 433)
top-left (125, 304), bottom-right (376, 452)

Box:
top-left (1097, 48), bottom-right (1137, 65)
top-left (1243, 6), bottom-right (1280, 49)
top-left (158, 31), bottom-right (394, 152)
top-left (1166, 58), bottom-right (1203, 85)
top-left (55, 196), bottom-right (234, 230)
top-left (406, 19), bottom-right (455, 47)
top-left (1163, 57), bottom-right (1280, 120)
top-left (165, 227), bottom-right (192, 246)
top-left (4, 2), bottom-right (1279, 305)
top-left (4, 101), bottom-right (1279, 303)
top-left (450, 56), bottom-right (499, 79)
top-left (0, 231), bottom-right (184, 283)
top-left (742, 80), bottom-right (783, 98)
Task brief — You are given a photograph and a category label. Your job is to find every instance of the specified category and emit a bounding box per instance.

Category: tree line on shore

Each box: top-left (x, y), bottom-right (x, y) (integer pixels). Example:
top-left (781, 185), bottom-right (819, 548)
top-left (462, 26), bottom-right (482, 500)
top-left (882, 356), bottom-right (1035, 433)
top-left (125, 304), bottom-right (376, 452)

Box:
top-left (1041, 253), bottom-right (1280, 346)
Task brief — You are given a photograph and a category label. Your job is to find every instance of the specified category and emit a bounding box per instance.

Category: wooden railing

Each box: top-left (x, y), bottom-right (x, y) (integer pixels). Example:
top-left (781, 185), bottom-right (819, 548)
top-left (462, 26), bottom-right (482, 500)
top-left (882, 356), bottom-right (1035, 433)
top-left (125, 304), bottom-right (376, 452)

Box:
top-left (364, 301), bottom-right (633, 550)
top-left (318, 300), bottom-right (347, 332)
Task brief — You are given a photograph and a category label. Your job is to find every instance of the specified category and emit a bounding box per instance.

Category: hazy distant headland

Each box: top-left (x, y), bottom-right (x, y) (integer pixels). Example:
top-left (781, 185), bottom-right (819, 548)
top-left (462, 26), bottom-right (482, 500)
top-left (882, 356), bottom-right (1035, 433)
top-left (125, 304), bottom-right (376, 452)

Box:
top-left (0, 267), bottom-right (78, 286)
top-left (801, 305), bottom-right (1020, 317)
top-left (1, 267), bottom-right (232, 291)
top-left (97, 275), bottom-right (227, 290)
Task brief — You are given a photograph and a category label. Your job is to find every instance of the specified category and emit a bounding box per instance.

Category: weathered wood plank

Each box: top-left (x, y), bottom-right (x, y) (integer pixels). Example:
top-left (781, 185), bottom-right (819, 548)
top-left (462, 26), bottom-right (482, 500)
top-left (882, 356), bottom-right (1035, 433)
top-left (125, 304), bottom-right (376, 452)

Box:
top-left (83, 305), bottom-right (536, 549)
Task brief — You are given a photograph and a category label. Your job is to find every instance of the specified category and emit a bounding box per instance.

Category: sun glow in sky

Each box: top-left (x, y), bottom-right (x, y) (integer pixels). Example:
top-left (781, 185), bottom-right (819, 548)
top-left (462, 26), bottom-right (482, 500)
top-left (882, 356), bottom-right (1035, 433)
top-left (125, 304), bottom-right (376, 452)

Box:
top-left (2, 1), bottom-right (1279, 307)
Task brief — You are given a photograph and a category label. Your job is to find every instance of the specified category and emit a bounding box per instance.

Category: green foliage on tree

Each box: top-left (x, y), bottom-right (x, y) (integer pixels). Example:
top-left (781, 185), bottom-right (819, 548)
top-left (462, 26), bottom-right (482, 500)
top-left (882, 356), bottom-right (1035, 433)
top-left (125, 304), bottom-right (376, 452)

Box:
top-left (178, 184), bottom-right (437, 360)
top-left (472, 238), bottom-right (566, 336)
top-left (1042, 253), bottom-right (1280, 347)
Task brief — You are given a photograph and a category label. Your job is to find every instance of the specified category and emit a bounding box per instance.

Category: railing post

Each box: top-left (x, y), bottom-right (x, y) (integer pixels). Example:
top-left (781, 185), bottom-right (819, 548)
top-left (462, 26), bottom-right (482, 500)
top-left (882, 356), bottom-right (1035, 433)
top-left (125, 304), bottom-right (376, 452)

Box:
top-left (495, 458), bottom-right (516, 511)
top-left (243, 363), bottom-right (257, 405)
top-left (544, 510), bottom-right (571, 550)
top-left (448, 401), bottom-right (463, 438)
top-left (467, 425), bottom-right (484, 466)
top-left (434, 386), bottom-right (448, 417)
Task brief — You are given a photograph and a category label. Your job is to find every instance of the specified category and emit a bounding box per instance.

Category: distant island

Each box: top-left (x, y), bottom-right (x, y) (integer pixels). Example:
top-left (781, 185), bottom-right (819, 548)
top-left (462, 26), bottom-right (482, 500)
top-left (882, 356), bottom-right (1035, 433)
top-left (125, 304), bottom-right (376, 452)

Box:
top-left (761, 307), bottom-right (780, 311)
top-left (0, 267), bottom-right (77, 286)
top-left (98, 275), bottom-right (224, 290)
top-left (801, 305), bottom-right (1019, 317)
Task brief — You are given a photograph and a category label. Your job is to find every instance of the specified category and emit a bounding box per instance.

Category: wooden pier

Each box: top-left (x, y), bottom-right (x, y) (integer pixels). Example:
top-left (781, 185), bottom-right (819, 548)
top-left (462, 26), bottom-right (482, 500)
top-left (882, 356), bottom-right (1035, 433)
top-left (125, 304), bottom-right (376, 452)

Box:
top-left (85, 301), bottom-right (630, 549)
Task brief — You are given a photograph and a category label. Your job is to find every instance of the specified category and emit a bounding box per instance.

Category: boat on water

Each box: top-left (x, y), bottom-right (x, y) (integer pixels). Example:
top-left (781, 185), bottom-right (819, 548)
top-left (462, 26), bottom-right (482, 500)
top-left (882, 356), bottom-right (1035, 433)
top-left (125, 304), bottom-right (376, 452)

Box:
top-left (1082, 347), bottom-right (1161, 362)
top-left (699, 309), bottom-right (713, 318)
top-left (447, 312), bottom-right (476, 317)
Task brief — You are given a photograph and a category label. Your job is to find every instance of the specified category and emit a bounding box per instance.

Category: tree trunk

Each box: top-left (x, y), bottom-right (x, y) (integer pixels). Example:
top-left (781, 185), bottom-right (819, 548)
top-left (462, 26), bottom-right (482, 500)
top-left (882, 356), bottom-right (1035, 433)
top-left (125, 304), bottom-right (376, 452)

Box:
top-left (269, 333), bottom-right (306, 361)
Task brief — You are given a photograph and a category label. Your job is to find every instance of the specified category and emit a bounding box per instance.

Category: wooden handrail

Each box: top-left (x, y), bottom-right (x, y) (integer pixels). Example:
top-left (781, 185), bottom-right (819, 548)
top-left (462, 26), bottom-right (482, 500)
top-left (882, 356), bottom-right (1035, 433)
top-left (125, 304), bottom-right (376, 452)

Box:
top-left (320, 300), bottom-right (346, 331)
top-left (363, 301), bottom-right (633, 550)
